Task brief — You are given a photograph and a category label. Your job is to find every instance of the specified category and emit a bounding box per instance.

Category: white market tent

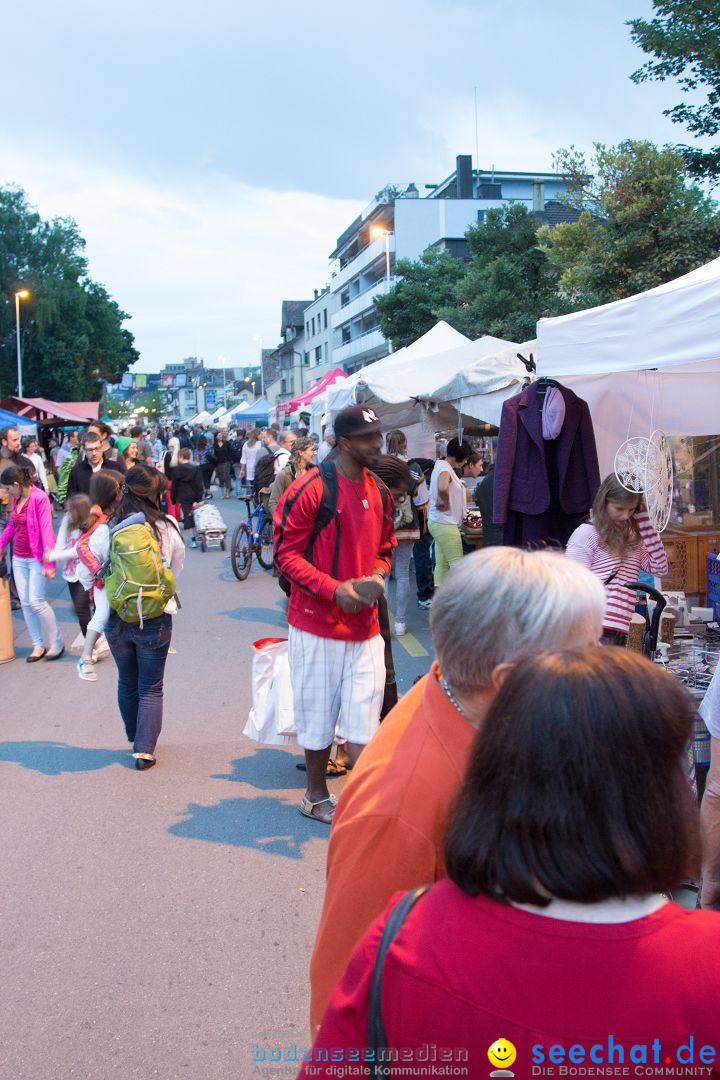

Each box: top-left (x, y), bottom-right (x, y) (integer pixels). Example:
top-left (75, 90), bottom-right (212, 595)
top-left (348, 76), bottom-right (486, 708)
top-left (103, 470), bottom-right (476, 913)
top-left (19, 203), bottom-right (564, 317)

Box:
top-left (187, 410), bottom-right (213, 426)
top-left (536, 256), bottom-right (720, 473)
top-left (215, 400), bottom-right (250, 427)
top-left (318, 323), bottom-right (531, 447)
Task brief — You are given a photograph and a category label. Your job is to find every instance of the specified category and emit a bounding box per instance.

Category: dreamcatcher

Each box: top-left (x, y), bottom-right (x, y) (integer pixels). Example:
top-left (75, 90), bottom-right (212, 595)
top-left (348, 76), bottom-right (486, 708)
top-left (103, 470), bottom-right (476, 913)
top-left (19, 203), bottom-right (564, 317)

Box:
top-left (614, 427), bottom-right (673, 532)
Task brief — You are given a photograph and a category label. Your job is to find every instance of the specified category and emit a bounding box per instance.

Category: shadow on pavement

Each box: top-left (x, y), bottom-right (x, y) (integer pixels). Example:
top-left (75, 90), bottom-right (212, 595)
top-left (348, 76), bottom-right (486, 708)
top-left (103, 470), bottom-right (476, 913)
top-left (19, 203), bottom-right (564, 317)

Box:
top-left (220, 606), bottom-right (288, 629)
top-left (213, 748), bottom-right (304, 790)
top-left (0, 741), bottom-right (131, 775)
top-left (169, 795), bottom-right (321, 859)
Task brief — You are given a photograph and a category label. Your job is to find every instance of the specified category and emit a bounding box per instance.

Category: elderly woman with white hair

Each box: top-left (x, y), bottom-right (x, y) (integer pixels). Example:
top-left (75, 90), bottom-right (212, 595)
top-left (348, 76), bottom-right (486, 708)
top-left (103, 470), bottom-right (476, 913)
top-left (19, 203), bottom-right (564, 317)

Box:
top-left (162, 436), bottom-right (181, 519)
top-left (309, 546), bottom-right (607, 1032)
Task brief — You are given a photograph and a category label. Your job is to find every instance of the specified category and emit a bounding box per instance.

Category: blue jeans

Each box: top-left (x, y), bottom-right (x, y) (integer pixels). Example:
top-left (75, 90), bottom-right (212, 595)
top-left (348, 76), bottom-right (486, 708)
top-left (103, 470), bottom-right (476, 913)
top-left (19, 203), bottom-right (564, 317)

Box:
top-left (106, 612), bottom-right (172, 755)
top-left (412, 528), bottom-right (435, 601)
top-left (12, 556), bottom-right (62, 650)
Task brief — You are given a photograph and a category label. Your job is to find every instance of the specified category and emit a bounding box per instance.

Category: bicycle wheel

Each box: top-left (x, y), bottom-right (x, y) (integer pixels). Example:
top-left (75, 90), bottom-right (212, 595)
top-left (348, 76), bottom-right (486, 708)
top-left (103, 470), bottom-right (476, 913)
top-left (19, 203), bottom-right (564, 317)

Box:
top-left (256, 517), bottom-right (274, 570)
top-left (230, 522), bottom-right (252, 580)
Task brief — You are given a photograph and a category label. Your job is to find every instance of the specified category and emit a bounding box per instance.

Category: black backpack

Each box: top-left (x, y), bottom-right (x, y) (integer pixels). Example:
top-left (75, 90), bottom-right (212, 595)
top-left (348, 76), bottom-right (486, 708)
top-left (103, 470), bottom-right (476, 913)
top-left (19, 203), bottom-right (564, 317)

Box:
top-left (274, 460), bottom-right (391, 597)
top-left (254, 448), bottom-right (282, 491)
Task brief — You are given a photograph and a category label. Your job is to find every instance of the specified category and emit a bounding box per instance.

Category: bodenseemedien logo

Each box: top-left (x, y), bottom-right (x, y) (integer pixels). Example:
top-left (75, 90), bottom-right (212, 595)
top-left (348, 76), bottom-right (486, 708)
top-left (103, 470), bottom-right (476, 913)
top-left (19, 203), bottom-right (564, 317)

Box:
top-left (488, 1038), bottom-right (517, 1077)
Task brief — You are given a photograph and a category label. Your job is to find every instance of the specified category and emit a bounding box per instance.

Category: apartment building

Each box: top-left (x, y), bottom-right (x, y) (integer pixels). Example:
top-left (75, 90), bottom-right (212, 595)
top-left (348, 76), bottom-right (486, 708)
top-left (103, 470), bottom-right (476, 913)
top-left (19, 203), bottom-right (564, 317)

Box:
top-left (303, 286), bottom-right (336, 383)
top-left (329, 154), bottom-right (574, 373)
top-left (271, 300), bottom-right (312, 405)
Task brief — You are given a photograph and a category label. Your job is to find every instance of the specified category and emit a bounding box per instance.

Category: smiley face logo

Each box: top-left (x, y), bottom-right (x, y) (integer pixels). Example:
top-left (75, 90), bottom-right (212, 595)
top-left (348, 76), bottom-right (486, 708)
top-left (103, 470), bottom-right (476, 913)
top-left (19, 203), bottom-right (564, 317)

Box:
top-left (488, 1039), bottom-right (517, 1074)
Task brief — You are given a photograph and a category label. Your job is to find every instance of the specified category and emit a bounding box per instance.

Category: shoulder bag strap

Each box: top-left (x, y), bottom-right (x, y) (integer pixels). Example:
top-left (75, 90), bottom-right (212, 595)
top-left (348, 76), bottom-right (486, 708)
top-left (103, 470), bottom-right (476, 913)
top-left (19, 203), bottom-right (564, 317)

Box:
top-left (368, 884), bottom-right (430, 1078)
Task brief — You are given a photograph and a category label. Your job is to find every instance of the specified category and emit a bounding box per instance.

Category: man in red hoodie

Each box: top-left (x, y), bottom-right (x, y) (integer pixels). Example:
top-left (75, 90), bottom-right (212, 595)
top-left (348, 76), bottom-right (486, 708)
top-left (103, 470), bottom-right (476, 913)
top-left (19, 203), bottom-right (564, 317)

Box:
top-left (274, 405), bottom-right (395, 824)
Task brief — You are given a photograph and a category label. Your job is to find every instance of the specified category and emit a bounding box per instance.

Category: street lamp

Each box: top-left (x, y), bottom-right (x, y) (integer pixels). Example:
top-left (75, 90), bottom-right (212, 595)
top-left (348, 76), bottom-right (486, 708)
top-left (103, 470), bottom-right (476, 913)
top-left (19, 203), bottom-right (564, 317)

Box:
top-left (253, 335), bottom-right (265, 396)
top-left (371, 226), bottom-right (392, 287)
top-left (244, 376), bottom-right (257, 397)
top-left (14, 290), bottom-right (30, 397)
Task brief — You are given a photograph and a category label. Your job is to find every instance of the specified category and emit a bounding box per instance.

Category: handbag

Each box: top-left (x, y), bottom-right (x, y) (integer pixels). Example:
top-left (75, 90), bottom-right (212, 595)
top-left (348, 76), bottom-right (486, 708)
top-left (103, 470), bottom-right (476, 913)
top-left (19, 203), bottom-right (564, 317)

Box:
top-left (243, 637), bottom-right (297, 745)
top-left (368, 885), bottom-right (430, 1077)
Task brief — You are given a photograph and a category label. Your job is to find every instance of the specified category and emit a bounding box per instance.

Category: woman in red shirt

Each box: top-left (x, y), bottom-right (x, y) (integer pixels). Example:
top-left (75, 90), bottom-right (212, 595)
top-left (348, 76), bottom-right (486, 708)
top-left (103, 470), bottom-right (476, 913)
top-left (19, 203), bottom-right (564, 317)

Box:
top-left (301, 649), bottom-right (720, 1078)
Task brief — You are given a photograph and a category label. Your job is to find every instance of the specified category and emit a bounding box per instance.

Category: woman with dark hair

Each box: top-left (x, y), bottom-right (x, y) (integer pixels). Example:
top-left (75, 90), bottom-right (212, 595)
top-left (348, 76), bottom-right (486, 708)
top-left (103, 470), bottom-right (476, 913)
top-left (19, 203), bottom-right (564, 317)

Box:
top-left (213, 432), bottom-right (234, 499)
top-left (268, 437), bottom-right (317, 517)
top-left (304, 648), bottom-right (720, 1072)
top-left (427, 436), bottom-right (471, 586)
top-left (0, 463), bottom-right (64, 661)
top-left (103, 466), bottom-right (185, 769)
top-left (196, 435), bottom-right (215, 499)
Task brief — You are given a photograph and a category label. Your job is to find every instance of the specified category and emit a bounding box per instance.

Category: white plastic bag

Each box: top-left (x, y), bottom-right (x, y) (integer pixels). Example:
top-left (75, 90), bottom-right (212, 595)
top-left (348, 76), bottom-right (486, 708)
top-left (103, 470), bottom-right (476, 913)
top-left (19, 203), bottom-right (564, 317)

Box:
top-left (243, 637), bottom-right (297, 746)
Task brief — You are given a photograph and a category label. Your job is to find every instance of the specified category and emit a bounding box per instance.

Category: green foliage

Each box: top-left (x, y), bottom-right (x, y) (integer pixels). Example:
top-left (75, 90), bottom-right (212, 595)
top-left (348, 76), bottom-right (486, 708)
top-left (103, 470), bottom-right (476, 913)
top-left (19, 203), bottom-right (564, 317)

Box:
top-left (375, 247), bottom-right (467, 349)
top-left (0, 186), bottom-right (139, 401)
top-left (539, 141), bottom-right (720, 307)
top-left (629, 0), bottom-right (720, 179)
top-left (438, 205), bottom-right (558, 341)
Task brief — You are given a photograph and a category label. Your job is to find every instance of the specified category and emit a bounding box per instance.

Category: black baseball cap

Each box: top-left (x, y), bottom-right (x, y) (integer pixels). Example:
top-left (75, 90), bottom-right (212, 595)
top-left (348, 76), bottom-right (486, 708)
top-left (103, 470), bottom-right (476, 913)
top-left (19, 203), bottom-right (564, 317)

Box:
top-left (333, 405), bottom-right (383, 439)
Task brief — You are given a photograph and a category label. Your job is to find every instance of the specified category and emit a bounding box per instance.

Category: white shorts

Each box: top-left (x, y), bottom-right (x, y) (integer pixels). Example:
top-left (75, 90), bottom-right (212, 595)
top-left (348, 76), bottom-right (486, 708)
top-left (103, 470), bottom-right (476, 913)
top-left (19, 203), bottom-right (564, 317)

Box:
top-left (287, 628), bottom-right (385, 751)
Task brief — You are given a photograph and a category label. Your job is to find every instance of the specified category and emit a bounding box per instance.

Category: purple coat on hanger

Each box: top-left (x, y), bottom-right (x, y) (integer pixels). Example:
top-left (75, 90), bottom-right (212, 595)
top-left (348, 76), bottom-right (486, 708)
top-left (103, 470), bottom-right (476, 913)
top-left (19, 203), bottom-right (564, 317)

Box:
top-left (493, 382), bottom-right (600, 527)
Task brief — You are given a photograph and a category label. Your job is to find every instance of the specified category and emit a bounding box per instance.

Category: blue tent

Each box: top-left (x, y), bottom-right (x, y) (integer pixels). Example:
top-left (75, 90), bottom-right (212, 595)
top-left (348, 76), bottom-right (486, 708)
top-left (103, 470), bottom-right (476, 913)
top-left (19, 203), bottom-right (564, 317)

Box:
top-left (0, 407), bottom-right (35, 429)
top-left (235, 396), bottom-right (270, 423)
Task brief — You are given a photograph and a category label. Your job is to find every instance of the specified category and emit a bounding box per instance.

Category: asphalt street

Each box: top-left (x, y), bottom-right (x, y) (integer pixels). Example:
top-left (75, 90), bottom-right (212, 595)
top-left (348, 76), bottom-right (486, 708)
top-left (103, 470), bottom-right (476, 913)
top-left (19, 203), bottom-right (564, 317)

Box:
top-left (0, 499), bottom-right (434, 1080)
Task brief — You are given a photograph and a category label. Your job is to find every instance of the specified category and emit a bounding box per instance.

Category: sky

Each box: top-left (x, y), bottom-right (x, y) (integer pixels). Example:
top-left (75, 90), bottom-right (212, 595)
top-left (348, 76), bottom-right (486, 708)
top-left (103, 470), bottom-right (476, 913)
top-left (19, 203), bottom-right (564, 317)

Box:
top-left (0, 0), bottom-right (697, 372)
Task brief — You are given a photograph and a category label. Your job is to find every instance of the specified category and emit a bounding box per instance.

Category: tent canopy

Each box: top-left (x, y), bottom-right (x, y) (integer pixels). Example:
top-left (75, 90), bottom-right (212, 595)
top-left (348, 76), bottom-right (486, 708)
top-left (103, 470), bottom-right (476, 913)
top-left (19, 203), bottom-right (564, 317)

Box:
top-left (235, 396), bottom-right (270, 423)
top-left (322, 323), bottom-right (529, 432)
top-left (537, 256), bottom-right (720, 473)
top-left (276, 368), bottom-right (348, 420)
top-left (1, 396), bottom-right (96, 423)
top-left (0, 406), bottom-right (35, 429)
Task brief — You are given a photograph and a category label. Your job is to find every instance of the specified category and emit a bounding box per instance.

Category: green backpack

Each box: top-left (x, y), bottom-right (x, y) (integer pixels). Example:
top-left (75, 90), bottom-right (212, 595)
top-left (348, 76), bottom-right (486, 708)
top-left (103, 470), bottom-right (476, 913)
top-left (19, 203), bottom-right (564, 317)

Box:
top-left (104, 513), bottom-right (176, 626)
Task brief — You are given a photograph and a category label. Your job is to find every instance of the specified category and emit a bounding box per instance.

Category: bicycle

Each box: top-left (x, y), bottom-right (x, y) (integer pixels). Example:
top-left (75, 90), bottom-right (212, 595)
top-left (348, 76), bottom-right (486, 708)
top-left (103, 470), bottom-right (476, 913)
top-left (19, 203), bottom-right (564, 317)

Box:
top-left (230, 492), bottom-right (274, 580)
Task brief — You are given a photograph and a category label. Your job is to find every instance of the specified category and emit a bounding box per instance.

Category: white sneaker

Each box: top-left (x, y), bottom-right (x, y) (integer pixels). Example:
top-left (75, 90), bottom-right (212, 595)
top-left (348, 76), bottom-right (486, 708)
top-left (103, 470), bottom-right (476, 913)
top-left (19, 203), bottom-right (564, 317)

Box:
top-left (395, 620), bottom-right (407, 636)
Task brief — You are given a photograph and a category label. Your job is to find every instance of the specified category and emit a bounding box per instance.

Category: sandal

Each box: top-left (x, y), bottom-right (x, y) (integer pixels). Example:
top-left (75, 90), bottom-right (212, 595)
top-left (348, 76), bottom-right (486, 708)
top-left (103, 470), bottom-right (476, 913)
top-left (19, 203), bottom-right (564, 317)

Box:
top-left (299, 794), bottom-right (337, 824)
top-left (77, 658), bottom-right (97, 682)
top-left (295, 758), bottom-right (347, 778)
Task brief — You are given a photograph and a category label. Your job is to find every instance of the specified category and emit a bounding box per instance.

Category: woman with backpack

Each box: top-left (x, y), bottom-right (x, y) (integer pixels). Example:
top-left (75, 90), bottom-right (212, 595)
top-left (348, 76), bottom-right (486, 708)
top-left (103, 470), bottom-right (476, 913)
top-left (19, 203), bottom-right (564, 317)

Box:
top-left (268, 437), bottom-right (316, 517)
top-left (103, 466), bottom-right (185, 770)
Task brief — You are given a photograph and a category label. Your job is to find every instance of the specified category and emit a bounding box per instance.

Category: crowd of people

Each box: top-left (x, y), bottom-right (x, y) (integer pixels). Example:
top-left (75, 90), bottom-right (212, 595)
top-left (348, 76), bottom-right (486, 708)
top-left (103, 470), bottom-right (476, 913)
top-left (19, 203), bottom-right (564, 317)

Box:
top-left (3, 404), bottom-right (720, 1070)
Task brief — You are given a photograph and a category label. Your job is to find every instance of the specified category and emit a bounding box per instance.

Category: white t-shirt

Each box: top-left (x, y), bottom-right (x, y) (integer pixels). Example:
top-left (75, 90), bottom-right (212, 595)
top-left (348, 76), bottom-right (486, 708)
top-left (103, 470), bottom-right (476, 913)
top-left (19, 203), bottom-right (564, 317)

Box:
top-left (428, 460), bottom-right (465, 526)
top-left (240, 442), bottom-right (263, 482)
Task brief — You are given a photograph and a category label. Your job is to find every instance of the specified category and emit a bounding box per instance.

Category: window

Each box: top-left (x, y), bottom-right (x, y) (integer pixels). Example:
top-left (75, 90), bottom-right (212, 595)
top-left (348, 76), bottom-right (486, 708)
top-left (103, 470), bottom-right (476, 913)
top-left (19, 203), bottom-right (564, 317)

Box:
top-left (304, 351), bottom-right (310, 366)
top-left (342, 327), bottom-right (351, 344)
top-left (324, 342), bottom-right (329, 361)
top-left (477, 210), bottom-right (486, 223)
top-left (323, 309), bottom-right (328, 330)
top-left (315, 345), bottom-right (322, 363)
top-left (341, 289), bottom-right (350, 307)
top-left (311, 317), bottom-right (315, 336)
top-left (306, 322), bottom-right (310, 337)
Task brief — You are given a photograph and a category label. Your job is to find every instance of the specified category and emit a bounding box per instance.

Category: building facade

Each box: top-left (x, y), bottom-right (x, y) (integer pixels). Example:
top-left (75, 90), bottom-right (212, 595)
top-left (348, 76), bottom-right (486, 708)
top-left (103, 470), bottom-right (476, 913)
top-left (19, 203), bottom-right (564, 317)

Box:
top-left (328, 155), bottom-right (574, 373)
top-left (303, 287), bottom-right (336, 384)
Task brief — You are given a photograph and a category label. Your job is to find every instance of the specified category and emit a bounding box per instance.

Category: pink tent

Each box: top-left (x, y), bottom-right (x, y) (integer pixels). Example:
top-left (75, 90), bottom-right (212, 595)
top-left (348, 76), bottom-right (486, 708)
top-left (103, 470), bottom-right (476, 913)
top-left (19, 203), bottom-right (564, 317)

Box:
top-left (276, 369), bottom-right (347, 419)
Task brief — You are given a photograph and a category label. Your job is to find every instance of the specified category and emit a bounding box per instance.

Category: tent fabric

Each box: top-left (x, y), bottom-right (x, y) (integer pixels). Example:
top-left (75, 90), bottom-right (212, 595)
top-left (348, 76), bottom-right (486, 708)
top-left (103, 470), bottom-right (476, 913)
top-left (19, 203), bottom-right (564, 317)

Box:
top-left (59, 401), bottom-right (100, 420)
top-left (216, 401), bottom-right (250, 426)
top-left (276, 369), bottom-right (348, 419)
top-left (0, 396), bottom-right (96, 422)
top-left (235, 396), bottom-right (271, 422)
top-left (537, 256), bottom-right (720, 377)
top-left (0, 406), bottom-right (35, 428)
top-left (537, 256), bottom-right (720, 474)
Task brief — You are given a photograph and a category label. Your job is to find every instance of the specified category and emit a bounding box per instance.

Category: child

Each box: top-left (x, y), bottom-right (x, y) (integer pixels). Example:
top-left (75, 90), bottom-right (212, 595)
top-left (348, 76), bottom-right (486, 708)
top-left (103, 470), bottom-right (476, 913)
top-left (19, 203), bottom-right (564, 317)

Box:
top-left (51, 493), bottom-right (96, 645)
top-left (170, 448), bottom-right (204, 547)
top-left (46, 471), bottom-right (123, 681)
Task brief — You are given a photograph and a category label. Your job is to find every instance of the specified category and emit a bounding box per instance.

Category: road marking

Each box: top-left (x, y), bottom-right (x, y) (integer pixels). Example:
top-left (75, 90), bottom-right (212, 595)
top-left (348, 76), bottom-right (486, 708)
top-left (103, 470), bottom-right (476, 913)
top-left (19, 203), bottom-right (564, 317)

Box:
top-left (389, 613), bottom-right (429, 657)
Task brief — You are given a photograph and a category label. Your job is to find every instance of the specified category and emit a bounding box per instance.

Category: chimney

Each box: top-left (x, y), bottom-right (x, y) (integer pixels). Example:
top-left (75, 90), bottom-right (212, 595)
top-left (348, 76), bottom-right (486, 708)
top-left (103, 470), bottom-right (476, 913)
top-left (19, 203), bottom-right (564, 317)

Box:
top-left (532, 182), bottom-right (545, 213)
top-left (405, 182), bottom-right (419, 198)
top-left (314, 289), bottom-right (318, 300)
top-left (456, 155), bottom-right (473, 199)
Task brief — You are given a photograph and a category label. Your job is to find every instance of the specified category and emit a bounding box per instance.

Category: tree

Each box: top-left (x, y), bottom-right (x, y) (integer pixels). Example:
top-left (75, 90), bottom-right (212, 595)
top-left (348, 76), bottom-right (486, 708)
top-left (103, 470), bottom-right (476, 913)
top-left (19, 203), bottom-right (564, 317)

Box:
top-left (0, 186), bottom-right (138, 400)
top-left (629, 1), bottom-right (720, 180)
top-left (375, 247), bottom-right (467, 349)
top-left (435, 204), bottom-right (558, 341)
top-left (539, 141), bottom-right (720, 307)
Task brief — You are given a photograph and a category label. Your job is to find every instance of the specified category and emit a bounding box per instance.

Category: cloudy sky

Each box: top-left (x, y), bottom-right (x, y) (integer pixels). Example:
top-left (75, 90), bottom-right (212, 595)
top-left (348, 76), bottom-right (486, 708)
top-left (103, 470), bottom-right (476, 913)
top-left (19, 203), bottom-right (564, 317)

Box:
top-left (1, 0), bottom-right (692, 372)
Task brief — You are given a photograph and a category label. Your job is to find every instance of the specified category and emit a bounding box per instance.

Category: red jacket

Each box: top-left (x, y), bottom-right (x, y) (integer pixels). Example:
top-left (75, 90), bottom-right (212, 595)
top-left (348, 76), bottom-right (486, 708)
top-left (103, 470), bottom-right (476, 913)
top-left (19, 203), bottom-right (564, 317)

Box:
top-left (274, 467), bottom-right (394, 642)
top-left (301, 882), bottom-right (720, 1077)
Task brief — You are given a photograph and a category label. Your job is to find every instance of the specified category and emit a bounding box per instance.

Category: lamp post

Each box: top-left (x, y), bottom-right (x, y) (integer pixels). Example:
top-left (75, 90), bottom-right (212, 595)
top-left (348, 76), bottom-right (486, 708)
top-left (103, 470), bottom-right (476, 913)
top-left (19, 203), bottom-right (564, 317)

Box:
top-left (218, 354), bottom-right (228, 407)
top-left (253, 335), bottom-right (265, 396)
top-left (14, 290), bottom-right (30, 397)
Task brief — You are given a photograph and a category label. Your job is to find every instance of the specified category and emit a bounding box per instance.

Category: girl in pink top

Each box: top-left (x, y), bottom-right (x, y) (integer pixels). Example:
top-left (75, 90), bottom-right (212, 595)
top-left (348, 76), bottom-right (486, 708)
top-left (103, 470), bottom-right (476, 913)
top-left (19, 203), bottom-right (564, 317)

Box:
top-left (566, 474), bottom-right (668, 644)
top-left (0, 462), bottom-right (64, 661)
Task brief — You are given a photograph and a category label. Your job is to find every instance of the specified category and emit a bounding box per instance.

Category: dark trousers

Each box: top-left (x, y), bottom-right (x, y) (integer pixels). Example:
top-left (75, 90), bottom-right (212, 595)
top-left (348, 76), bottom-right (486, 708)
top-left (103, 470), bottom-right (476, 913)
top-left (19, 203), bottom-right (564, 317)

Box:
top-left (412, 527), bottom-right (435, 601)
top-left (106, 612), bottom-right (172, 755)
top-left (67, 579), bottom-right (92, 637)
top-left (377, 595), bottom-right (398, 720)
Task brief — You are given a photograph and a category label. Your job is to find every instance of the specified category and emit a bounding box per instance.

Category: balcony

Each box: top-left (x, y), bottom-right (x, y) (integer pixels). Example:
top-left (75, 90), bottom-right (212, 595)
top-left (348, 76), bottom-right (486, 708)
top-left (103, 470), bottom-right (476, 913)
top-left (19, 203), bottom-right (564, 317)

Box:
top-left (333, 328), bottom-right (388, 367)
top-left (332, 234), bottom-right (396, 293)
top-left (332, 277), bottom-right (396, 330)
